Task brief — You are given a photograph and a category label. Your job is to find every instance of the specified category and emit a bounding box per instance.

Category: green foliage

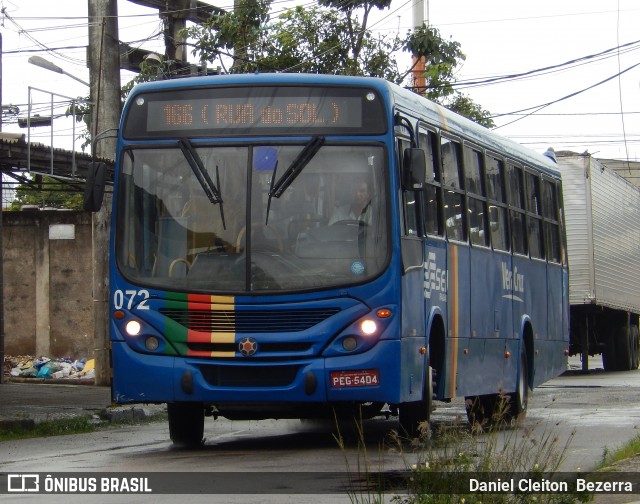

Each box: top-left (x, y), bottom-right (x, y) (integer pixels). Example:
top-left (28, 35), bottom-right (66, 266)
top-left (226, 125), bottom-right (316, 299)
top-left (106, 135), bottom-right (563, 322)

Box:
top-left (9, 175), bottom-right (84, 211)
top-left (184, 0), bottom-right (492, 126)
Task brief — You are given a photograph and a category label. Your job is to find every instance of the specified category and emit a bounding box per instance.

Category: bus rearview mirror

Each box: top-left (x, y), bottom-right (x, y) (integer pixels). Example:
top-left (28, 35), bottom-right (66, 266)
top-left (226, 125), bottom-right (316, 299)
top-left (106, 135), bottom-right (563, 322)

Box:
top-left (402, 148), bottom-right (426, 190)
top-left (83, 162), bottom-right (107, 212)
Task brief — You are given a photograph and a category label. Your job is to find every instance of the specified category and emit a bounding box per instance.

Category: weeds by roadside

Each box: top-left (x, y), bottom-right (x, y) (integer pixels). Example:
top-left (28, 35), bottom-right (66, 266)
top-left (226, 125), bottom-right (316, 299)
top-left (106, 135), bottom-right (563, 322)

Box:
top-left (0, 408), bottom-right (167, 442)
top-left (0, 416), bottom-right (97, 442)
top-left (340, 396), bottom-right (590, 504)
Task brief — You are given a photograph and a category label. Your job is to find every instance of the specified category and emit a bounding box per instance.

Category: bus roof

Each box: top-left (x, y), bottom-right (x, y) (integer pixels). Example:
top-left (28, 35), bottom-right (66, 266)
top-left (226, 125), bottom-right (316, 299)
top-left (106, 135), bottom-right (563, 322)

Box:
top-left (127, 73), bottom-right (560, 178)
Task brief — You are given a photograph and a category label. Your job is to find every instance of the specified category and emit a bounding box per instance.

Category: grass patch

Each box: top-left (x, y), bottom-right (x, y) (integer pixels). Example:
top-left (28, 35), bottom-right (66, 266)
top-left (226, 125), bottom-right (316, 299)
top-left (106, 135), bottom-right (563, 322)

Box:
top-left (0, 408), bottom-right (168, 442)
top-left (0, 416), bottom-right (97, 442)
top-left (598, 433), bottom-right (640, 469)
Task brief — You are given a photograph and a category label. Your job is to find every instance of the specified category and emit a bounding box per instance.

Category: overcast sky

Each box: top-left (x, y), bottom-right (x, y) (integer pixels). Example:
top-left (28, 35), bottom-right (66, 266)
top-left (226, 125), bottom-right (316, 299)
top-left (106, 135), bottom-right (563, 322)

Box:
top-left (1, 0), bottom-right (638, 160)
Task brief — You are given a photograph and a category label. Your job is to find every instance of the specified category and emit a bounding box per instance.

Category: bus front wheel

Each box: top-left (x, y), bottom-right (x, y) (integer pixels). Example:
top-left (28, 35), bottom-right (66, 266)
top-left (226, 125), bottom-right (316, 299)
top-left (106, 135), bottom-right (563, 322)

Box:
top-left (398, 365), bottom-right (433, 437)
top-left (168, 403), bottom-right (205, 447)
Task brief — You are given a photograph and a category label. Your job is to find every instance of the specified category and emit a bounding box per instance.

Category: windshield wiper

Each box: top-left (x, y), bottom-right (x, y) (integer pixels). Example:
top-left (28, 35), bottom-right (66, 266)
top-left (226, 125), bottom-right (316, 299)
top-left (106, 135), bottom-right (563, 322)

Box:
top-left (179, 138), bottom-right (226, 229)
top-left (265, 136), bottom-right (324, 225)
top-left (269, 136), bottom-right (325, 199)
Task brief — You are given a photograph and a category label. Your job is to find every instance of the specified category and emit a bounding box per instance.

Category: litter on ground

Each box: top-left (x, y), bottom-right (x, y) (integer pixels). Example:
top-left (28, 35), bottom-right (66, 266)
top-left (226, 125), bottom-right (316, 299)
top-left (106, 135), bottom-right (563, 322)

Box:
top-left (3, 355), bottom-right (95, 383)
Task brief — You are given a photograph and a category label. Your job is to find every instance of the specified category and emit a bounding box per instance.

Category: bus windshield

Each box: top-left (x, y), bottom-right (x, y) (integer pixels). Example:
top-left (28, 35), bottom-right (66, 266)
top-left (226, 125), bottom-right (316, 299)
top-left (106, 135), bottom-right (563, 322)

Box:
top-left (116, 143), bottom-right (389, 293)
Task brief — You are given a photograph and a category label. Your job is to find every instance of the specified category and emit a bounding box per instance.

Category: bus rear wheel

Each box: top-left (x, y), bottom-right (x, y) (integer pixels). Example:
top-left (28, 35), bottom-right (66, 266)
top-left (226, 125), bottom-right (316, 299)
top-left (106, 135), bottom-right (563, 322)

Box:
top-left (466, 349), bottom-right (529, 428)
top-left (507, 349), bottom-right (529, 420)
top-left (398, 366), bottom-right (433, 437)
top-left (168, 403), bottom-right (205, 447)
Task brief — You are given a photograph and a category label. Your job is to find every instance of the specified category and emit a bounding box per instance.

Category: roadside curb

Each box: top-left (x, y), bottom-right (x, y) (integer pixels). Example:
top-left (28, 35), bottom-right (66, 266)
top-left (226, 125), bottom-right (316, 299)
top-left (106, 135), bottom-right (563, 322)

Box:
top-left (100, 405), bottom-right (166, 423)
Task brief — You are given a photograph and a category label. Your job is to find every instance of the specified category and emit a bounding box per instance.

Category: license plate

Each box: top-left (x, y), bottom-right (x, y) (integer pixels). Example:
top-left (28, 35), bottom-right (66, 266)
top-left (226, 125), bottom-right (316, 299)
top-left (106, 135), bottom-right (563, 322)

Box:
top-left (330, 369), bottom-right (380, 388)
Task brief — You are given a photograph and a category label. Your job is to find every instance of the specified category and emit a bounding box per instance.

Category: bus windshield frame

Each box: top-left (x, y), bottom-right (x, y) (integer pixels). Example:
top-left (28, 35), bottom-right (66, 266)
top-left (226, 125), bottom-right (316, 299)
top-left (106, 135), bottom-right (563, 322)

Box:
top-left (115, 141), bottom-right (390, 294)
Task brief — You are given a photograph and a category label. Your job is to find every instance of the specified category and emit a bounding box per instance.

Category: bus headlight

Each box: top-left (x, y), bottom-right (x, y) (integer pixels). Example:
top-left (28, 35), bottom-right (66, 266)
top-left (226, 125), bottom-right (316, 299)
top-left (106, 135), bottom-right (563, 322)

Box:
top-left (360, 319), bottom-right (377, 335)
top-left (125, 320), bottom-right (142, 336)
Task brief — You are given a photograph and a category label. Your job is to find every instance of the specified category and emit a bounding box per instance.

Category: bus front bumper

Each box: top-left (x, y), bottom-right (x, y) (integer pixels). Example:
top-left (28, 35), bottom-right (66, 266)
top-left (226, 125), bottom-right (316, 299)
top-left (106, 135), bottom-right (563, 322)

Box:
top-left (111, 339), bottom-right (404, 409)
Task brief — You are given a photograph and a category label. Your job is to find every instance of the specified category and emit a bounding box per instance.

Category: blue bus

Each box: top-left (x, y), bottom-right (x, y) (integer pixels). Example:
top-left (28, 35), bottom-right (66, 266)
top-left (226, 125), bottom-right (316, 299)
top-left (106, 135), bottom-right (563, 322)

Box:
top-left (89, 73), bottom-right (568, 445)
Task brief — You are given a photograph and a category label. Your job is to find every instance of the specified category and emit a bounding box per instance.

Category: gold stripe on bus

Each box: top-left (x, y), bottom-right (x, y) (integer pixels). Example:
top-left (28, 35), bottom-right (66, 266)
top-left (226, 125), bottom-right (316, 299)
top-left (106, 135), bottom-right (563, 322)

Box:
top-left (210, 351), bottom-right (236, 358)
top-left (209, 295), bottom-right (235, 304)
top-left (210, 331), bottom-right (235, 344)
top-left (449, 245), bottom-right (459, 397)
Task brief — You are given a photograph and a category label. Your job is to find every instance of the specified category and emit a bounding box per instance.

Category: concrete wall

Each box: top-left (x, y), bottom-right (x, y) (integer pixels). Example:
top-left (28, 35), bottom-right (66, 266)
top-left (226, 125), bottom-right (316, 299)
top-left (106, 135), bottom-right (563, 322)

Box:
top-left (3, 210), bottom-right (94, 358)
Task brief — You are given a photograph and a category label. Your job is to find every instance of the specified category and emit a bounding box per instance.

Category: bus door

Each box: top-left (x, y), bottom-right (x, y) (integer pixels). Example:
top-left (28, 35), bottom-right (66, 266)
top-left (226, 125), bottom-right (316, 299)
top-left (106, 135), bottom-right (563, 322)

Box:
top-left (465, 146), bottom-right (505, 396)
top-left (440, 137), bottom-right (471, 398)
top-left (399, 135), bottom-right (430, 405)
top-left (540, 177), bottom-right (567, 385)
top-left (504, 163), bottom-right (531, 392)
top-left (484, 154), bottom-right (513, 392)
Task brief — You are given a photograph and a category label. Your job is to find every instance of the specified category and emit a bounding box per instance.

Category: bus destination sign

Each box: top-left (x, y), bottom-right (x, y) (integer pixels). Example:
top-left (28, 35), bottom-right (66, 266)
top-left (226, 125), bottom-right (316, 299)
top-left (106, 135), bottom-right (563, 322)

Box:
top-left (147, 96), bottom-right (363, 131)
top-left (123, 86), bottom-right (386, 138)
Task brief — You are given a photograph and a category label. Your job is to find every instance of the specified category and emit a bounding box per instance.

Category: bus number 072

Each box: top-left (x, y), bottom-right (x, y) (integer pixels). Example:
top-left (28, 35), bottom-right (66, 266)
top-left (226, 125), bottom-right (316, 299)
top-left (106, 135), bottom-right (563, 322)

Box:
top-left (113, 289), bottom-right (150, 310)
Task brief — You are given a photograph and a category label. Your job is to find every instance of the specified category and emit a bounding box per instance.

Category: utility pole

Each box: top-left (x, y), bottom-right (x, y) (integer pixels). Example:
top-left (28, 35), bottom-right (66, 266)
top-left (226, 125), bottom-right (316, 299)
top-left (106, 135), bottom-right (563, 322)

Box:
top-left (0, 33), bottom-right (4, 385)
top-left (231, 0), bottom-right (255, 72)
top-left (412, 0), bottom-right (426, 94)
top-left (88, 0), bottom-right (121, 386)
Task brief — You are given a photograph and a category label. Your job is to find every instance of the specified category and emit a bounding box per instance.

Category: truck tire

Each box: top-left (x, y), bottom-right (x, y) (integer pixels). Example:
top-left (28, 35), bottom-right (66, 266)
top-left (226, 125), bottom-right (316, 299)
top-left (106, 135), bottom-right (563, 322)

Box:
top-left (168, 403), bottom-right (205, 447)
top-left (631, 325), bottom-right (640, 370)
top-left (615, 325), bottom-right (633, 371)
top-left (602, 339), bottom-right (617, 371)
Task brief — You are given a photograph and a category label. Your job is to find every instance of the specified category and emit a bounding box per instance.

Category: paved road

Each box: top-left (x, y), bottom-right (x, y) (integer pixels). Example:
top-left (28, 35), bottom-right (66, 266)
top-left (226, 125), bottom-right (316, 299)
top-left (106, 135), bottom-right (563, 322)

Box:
top-left (2, 357), bottom-right (640, 503)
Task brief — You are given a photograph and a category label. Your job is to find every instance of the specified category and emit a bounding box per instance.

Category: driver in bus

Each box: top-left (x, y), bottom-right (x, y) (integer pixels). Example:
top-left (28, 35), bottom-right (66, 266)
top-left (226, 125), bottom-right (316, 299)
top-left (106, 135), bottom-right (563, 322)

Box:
top-left (328, 177), bottom-right (372, 225)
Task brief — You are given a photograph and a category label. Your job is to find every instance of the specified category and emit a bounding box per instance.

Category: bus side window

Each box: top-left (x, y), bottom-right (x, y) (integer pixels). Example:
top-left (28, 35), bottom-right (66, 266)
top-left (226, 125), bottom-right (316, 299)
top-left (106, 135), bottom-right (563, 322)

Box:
top-left (464, 146), bottom-right (489, 247)
top-left (525, 171), bottom-right (544, 259)
top-left (441, 137), bottom-right (466, 242)
top-left (486, 155), bottom-right (509, 251)
top-left (542, 179), bottom-right (561, 263)
top-left (419, 129), bottom-right (442, 236)
top-left (506, 163), bottom-right (527, 255)
top-left (399, 138), bottom-right (418, 236)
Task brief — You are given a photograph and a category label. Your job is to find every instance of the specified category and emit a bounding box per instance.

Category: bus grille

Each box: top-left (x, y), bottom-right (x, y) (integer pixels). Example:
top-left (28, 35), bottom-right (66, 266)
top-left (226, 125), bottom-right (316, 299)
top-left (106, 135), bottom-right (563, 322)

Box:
top-left (159, 307), bottom-right (340, 333)
top-left (199, 364), bottom-right (300, 387)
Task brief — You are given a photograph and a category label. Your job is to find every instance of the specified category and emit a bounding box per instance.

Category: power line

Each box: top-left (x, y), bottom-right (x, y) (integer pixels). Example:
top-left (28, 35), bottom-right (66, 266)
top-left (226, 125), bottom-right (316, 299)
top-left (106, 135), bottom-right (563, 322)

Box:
top-left (491, 62), bottom-right (640, 129)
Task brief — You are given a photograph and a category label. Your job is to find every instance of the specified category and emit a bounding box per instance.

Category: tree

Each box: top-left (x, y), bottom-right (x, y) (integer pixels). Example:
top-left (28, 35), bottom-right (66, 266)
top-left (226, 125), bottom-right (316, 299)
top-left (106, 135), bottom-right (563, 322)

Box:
top-left (9, 175), bottom-right (84, 211)
top-left (184, 0), bottom-right (494, 127)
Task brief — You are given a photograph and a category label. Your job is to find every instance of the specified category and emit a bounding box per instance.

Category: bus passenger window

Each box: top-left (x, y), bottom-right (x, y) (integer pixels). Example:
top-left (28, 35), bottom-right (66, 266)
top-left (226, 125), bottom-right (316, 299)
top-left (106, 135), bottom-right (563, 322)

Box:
top-left (419, 129), bottom-right (442, 236)
top-left (399, 138), bottom-right (418, 235)
top-left (525, 171), bottom-right (544, 259)
top-left (442, 138), bottom-right (462, 190)
top-left (506, 163), bottom-right (527, 255)
top-left (424, 185), bottom-right (442, 236)
top-left (419, 129), bottom-right (439, 183)
top-left (442, 138), bottom-right (466, 242)
top-left (543, 180), bottom-right (561, 263)
top-left (486, 156), bottom-right (509, 251)
top-left (464, 147), bottom-right (489, 247)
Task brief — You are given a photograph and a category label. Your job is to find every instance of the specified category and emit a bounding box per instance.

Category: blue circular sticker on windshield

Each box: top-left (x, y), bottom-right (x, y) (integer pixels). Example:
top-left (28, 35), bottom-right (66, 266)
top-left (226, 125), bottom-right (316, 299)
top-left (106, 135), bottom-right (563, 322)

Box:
top-left (351, 261), bottom-right (365, 275)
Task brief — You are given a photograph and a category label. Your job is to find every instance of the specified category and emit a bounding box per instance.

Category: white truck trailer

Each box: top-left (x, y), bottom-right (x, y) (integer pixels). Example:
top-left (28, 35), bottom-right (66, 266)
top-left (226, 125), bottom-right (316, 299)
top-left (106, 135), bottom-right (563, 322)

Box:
top-left (557, 151), bottom-right (640, 372)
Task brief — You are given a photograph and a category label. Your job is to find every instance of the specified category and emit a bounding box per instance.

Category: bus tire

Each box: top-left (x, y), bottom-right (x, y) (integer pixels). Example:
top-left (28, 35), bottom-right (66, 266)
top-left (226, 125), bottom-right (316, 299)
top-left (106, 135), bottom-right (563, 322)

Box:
top-left (168, 403), bottom-right (205, 447)
top-left (398, 365), bottom-right (433, 437)
top-left (466, 348), bottom-right (529, 428)
top-left (507, 349), bottom-right (529, 420)
top-left (465, 394), bottom-right (497, 428)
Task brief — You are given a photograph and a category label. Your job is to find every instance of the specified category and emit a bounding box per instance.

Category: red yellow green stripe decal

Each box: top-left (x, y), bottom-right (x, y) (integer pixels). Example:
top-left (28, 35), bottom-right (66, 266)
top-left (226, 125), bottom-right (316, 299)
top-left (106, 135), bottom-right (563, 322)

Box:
top-left (188, 294), bottom-right (235, 358)
top-left (448, 245), bottom-right (459, 397)
top-left (164, 293), bottom-right (236, 358)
